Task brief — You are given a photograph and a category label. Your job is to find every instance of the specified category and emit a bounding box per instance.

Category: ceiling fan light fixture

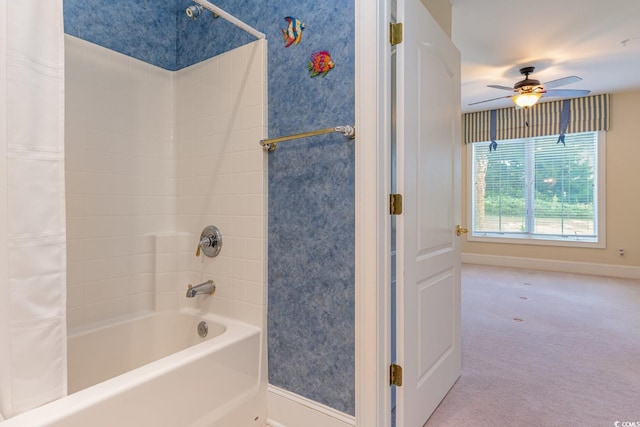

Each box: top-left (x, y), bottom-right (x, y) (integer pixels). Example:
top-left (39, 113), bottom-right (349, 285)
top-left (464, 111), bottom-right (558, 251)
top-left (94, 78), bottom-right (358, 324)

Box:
top-left (512, 92), bottom-right (541, 108)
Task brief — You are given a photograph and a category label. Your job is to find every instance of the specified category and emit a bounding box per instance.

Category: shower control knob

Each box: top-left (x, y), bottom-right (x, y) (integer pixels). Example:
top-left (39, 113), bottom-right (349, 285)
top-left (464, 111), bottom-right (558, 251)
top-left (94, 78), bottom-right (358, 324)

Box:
top-left (195, 225), bottom-right (222, 257)
top-left (200, 236), bottom-right (214, 248)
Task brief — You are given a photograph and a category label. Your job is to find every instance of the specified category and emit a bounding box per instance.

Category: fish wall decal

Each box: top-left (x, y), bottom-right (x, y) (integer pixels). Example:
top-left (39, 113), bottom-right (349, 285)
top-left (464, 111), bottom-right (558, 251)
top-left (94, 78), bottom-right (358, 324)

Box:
top-left (308, 51), bottom-right (335, 78)
top-left (282, 17), bottom-right (305, 47)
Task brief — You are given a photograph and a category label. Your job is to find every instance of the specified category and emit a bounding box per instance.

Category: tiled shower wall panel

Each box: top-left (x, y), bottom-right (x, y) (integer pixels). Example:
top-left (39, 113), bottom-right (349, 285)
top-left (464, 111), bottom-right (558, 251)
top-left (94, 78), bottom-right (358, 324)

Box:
top-left (172, 40), bottom-right (268, 328)
top-left (65, 35), bottom-right (175, 329)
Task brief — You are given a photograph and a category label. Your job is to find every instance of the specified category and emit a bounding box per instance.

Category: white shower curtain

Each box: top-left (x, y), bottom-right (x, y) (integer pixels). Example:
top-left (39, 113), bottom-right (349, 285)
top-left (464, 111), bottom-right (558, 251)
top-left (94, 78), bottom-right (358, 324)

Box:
top-left (0, 0), bottom-right (67, 419)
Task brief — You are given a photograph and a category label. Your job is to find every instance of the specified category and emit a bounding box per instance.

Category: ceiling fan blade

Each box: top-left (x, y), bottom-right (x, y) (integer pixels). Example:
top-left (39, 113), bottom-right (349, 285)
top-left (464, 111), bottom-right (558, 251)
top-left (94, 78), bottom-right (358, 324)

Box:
top-left (544, 89), bottom-right (591, 98)
top-left (487, 84), bottom-right (515, 92)
top-left (468, 95), bottom-right (512, 106)
top-left (542, 76), bottom-right (582, 89)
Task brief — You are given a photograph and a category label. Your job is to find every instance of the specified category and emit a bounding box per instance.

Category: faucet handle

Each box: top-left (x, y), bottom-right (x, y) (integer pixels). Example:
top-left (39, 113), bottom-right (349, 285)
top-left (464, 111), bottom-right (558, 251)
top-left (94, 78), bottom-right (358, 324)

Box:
top-left (196, 235), bottom-right (213, 257)
top-left (195, 226), bottom-right (222, 258)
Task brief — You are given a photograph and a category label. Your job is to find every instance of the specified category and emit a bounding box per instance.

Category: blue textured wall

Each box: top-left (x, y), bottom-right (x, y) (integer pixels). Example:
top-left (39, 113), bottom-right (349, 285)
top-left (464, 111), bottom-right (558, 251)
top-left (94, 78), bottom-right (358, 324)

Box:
top-left (264, 3), bottom-right (356, 415)
top-left (64, 0), bottom-right (177, 70)
top-left (201, 2), bottom-right (356, 415)
top-left (63, 0), bottom-right (356, 415)
top-left (175, 0), bottom-right (255, 69)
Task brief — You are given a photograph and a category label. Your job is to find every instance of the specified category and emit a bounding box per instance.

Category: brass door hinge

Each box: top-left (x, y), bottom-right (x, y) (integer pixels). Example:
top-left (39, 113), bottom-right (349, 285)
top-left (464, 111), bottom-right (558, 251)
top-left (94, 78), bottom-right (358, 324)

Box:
top-left (390, 363), bottom-right (403, 386)
top-left (390, 194), bottom-right (403, 215)
top-left (390, 22), bottom-right (403, 46)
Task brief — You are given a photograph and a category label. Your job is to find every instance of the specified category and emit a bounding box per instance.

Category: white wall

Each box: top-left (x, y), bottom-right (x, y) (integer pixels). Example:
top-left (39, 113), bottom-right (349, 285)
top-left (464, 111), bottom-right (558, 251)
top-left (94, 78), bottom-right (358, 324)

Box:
top-left (172, 40), bottom-right (268, 328)
top-left (64, 35), bottom-right (267, 330)
top-left (65, 35), bottom-right (174, 329)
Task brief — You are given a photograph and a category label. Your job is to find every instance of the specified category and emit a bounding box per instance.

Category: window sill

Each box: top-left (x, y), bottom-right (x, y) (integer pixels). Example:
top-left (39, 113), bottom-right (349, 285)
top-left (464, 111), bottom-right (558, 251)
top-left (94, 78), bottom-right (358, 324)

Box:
top-left (468, 233), bottom-right (605, 249)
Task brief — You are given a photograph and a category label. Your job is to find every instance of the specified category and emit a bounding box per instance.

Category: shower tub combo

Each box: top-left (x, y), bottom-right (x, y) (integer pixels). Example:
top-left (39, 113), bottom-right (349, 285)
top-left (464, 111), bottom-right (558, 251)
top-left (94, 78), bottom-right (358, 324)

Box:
top-left (2, 308), bottom-right (267, 427)
top-left (1, 1), bottom-right (269, 425)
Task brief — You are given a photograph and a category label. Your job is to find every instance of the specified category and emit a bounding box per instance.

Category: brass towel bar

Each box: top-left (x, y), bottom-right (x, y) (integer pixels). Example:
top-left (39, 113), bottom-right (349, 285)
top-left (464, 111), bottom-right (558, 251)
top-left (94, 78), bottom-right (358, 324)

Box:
top-left (259, 125), bottom-right (355, 152)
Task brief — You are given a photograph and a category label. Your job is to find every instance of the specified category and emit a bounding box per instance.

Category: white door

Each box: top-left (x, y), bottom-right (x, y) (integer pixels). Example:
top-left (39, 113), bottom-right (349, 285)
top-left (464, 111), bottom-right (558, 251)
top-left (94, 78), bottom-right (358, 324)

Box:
top-left (395, 0), bottom-right (462, 425)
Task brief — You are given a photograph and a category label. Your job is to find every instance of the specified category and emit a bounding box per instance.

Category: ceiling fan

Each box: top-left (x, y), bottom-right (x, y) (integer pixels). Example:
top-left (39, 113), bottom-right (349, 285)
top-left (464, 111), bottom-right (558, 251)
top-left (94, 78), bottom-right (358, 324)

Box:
top-left (470, 66), bottom-right (591, 108)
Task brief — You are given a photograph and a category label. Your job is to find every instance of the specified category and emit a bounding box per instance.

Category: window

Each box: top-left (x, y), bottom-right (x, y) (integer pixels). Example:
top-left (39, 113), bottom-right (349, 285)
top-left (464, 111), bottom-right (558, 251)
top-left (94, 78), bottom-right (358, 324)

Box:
top-left (469, 131), bottom-right (605, 246)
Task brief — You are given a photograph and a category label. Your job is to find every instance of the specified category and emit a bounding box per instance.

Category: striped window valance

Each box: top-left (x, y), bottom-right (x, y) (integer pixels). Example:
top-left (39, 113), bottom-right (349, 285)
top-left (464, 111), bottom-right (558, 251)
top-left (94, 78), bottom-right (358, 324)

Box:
top-left (463, 93), bottom-right (610, 144)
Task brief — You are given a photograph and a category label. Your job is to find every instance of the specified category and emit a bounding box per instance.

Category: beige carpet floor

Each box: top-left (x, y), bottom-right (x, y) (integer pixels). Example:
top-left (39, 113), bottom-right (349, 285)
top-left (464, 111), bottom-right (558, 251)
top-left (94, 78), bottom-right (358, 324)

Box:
top-left (424, 264), bottom-right (640, 427)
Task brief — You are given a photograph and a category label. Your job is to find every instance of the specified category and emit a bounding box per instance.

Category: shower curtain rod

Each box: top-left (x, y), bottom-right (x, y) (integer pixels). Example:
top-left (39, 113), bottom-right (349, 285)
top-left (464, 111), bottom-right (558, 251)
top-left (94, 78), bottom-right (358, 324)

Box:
top-left (193, 0), bottom-right (266, 40)
top-left (259, 125), bottom-right (356, 152)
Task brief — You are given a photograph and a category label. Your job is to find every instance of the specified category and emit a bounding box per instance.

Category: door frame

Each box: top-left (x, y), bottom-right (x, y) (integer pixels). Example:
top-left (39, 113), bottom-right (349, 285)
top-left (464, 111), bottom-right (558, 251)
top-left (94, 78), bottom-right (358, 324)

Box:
top-left (354, 0), bottom-right (392, 426)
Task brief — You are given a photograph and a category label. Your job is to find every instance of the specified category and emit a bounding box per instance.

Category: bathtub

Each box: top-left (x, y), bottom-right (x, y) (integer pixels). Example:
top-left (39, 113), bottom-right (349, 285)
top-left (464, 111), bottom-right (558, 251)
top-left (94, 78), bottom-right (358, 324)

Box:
top-left (2, 309), bottom-right (267, 427)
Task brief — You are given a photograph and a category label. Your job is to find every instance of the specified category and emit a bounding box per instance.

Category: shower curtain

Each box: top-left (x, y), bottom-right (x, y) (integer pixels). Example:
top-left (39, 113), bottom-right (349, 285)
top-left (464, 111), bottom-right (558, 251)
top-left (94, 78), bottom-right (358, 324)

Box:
top-left (0, 0), bottom-right (67, 419)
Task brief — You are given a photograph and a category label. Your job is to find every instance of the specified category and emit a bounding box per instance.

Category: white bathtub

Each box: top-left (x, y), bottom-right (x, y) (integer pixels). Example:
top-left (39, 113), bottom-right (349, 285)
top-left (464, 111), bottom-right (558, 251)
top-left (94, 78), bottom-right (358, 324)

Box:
top-left (2, 309), bottom-right (267, 427)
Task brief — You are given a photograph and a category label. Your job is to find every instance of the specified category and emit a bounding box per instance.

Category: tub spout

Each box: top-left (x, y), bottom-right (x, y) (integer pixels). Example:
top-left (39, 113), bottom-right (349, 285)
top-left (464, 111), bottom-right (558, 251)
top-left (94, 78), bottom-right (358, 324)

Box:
top-left (186, 280), bottom-right (216, 298)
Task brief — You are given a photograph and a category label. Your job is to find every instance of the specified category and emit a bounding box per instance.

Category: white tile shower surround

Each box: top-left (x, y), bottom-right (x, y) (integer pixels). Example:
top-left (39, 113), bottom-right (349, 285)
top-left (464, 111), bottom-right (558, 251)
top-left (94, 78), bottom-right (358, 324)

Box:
top-left (65, 35), bottom-right (267, 329)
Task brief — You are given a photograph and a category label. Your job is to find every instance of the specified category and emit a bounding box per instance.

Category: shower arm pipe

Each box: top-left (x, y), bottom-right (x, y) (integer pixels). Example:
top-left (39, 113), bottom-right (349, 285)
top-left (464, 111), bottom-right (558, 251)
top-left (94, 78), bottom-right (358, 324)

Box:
top-left (192, 0), bottom-right (266, 40)
top-left (259, 125), bottom-right (356, 152)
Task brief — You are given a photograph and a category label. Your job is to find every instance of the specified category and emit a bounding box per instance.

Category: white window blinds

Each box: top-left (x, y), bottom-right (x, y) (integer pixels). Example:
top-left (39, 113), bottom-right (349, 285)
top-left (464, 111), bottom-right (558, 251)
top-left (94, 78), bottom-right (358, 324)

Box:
top-left (472, 132), bottom-right (599, 240)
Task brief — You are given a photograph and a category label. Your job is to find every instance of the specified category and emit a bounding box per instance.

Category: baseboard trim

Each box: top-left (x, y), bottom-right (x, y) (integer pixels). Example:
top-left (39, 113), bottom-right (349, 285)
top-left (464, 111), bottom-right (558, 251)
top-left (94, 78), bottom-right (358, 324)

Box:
top-left (266, 385), bottom-right (356, 427)
top-left (462, 253), bottom-right (640, 280)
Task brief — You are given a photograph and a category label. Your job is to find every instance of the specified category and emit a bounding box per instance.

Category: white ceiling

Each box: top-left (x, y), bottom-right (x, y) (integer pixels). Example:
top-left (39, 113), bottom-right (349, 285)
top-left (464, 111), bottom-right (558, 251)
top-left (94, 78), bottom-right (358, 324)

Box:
top-left (452, 0), bottom-right (640, 112)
